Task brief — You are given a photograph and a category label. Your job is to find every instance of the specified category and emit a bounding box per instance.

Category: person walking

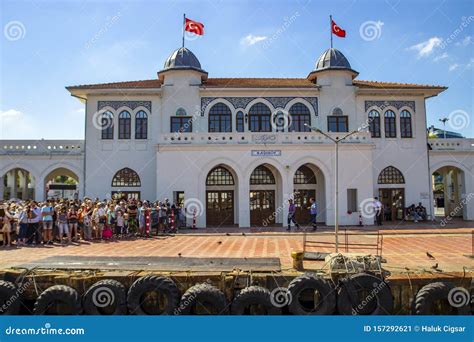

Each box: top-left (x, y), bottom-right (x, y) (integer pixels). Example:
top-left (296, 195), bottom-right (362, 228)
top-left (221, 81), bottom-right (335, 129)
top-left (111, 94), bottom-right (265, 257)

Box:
top-left (0, 203), bottom-right (14, 247)
top-left (287, 199), bottom-right (300, 231)
top-left (308, 197), bottom-right (318, 231)
top-left (373, 197), bottom-right (383, 226)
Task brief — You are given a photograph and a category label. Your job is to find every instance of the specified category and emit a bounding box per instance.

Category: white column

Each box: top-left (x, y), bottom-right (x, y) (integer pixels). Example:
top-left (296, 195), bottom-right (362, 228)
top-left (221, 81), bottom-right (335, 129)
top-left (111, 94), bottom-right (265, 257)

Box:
top-left (22, 170), bottom-right (28, 200)
top-left (12, 169), bottom-right (18, 199)
top-left (281, 171), bottom-right (293, 227)
top-left (238, 181), bottom-right (250, 228)
top-left (34, 179), bottom-right (44, 202)
top-left (0, 175), bottom-right (4, 200)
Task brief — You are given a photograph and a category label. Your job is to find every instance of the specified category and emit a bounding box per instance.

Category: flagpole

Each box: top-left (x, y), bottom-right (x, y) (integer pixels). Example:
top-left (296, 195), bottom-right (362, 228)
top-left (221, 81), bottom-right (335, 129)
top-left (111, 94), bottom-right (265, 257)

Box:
top-left (330, 15), bottom-right (333, 49)
top-left (182, 13), bottom-right (185, 49)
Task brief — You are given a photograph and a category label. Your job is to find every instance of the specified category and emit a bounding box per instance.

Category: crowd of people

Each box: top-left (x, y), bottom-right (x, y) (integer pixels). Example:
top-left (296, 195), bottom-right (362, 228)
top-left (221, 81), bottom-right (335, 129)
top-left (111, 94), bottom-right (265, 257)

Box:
top-left (0, 197), bottom-right (188, 248)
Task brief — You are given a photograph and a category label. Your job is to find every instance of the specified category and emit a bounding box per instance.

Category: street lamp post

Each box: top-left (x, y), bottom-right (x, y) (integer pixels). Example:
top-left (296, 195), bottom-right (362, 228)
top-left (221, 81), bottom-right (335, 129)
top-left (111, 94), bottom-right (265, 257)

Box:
top-left (304, 123), bottom-right (360, 253)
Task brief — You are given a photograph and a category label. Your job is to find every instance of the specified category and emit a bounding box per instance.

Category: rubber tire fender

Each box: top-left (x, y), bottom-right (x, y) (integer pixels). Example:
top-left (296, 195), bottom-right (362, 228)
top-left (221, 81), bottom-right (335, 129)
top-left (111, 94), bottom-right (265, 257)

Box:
top-left (0, 280), bottom-right (21, 315)
top-left (176, 283), bottom-right (229, 315)
top-left (413, 281), bottom-right (470, 315)
top-left (127, 275), bottom-right (180, 315)
top-left (231, 286), bottom-right (281, 315)
top-left (287, 274), bottom-right (336, 315)
top-left (33, 285), bottom-right (81, 315)
top-left (337, 273), bottom-right (393, 315)
top-left (83, 279), bottom-right (127, 315)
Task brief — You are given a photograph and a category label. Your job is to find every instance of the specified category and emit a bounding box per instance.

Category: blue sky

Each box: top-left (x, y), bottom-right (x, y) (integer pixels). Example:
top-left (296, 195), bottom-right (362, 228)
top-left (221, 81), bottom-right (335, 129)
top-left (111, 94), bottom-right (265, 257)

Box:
top-left (1, 0), bottom-right (472, 139)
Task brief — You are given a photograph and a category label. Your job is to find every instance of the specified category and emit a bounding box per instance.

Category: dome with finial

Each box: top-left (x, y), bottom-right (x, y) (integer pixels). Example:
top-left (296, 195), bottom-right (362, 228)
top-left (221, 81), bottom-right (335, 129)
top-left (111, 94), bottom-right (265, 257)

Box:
top-left (161, 47), bottom-right (205, 72)
top-left (307, 48), bottom-right (358, 81)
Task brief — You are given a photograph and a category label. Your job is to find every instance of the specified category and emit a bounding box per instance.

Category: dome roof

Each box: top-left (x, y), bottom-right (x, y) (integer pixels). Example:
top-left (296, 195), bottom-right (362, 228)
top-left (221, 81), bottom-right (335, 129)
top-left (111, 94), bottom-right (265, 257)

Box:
top-left (162, 47), bottom-right (205, 73)
top-left (315, 48), bottom-right (352, 71)
top-left (307, 48), bottom-right (358, 81)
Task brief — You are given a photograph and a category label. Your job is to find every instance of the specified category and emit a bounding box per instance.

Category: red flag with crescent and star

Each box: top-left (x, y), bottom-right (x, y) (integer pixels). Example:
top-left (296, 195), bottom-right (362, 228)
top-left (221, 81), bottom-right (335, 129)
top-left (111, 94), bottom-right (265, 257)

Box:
top-left (331, 19), bottom-right (346, 38)
top-left (184, 17), bottom-right (204, 36)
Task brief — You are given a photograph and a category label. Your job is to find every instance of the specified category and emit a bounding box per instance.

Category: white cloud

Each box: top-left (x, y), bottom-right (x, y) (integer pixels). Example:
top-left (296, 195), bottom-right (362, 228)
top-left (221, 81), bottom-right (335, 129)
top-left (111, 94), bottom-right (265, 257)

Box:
top-left (0, 109), bottom-right (35, 139)
top-left (408, 37), bottom-right (442, 58)
top-left (433, 52), bottom-right (449, 62)
top-left (448, 63), bottom-right (459, 71)
top-left (455, 36), bottom-right (472, 47)
top-left (466, 58), bottom-right (474, 69)
top-left (240, 34), bottom-right (268, 46)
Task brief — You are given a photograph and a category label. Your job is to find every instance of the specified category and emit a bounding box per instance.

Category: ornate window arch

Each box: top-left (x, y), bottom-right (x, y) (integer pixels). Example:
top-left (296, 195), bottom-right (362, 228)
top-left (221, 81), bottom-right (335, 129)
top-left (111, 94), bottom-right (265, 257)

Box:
top-left (294, 165), bottom-right (316, 184)
top-left (250, 165), bottom-right (275, 185)
top-left (249, 103), bottom-right (272, 132)
top-left (208, 103), bottom-right (232, 132)
top-left (101, 111), bottom-right (114, 140)
top-left (368, 110), bottom-right (381, 138)
top-left (112, 168), bottom-right (141, 187)
top-left (400, 110), bottom-right (413, 138)
top-left (384, 110), bottom-right (397, 138)
top-left (206, 166), bottom-right (234, 185)
top-left (118, 110), bottom-right (131, 139)
top-left (176, 108), bottom-right (187, 116)
top-left (135, 110), bottom-right (148, 139)
top-left (236, 111), bottom-right (244, 132)
top-left (289, 103), bottom-right (311, 132)
top-left (377, 166), bottom-right (405, 184)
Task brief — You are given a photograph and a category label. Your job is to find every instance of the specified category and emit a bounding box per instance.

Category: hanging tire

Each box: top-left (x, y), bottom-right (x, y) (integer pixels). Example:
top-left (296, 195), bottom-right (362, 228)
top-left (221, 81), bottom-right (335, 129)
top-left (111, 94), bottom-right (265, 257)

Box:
top-left (33, 285), bottom-right (81, 315)
top-left (127, 275), bottom-right (180, 315)
top-left (176, 283), bottom-right (228, 315)
top-left (414, 282), bottom-right (471, 315)
top-left (287, 274), bottom-right (336, 315)
top-left (231, 286), bottom-right (281, 315)
top-left (83, 279), bottom-right (127, 315)
top-left (337, 273), bottom-right (393, 315)
top-left (0, 280), bottom-right (21, 315)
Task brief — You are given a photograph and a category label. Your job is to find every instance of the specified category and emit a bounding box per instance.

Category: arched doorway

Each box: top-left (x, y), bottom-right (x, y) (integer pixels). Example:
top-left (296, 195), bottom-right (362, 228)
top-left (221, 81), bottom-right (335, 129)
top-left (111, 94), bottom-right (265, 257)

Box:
top-left (206, 165), bottom-right (237, 226)
top-left (111, 167), bottom-right (141, 200)
top-left (432, 166), bottom-right (466, 218)
top-left (377, 166), bottom-right (405, 221)
top-left (2, 168), bottom-right (35, 200)
top-left (44, 168), bottom-right (79, 200)
top-left (249, 164), bottom-right (281, 226)
top-left (293, 164), bottom-right (326, 224)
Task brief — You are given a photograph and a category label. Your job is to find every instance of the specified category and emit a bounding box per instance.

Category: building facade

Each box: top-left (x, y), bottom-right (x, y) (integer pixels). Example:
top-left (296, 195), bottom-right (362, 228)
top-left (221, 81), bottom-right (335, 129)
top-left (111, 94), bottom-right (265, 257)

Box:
top-left (1, 47), bottom-right (473, 227)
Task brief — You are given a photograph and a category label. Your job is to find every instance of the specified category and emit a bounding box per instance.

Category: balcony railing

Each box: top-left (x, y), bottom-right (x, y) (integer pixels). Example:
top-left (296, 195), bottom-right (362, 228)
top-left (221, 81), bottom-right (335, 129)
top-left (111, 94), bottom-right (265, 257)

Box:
top-left (158, 131), bottom-right (371, 145)
top-left (428, 138), bottom-right (474, 151)
top-left (0, 140), bottom-right (85, 155)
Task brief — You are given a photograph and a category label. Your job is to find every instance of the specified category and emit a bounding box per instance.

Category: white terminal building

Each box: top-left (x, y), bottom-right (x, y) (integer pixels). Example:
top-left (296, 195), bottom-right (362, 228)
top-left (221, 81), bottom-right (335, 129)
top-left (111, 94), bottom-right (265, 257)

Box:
top-left (1, 47), bottom-right (473, 228)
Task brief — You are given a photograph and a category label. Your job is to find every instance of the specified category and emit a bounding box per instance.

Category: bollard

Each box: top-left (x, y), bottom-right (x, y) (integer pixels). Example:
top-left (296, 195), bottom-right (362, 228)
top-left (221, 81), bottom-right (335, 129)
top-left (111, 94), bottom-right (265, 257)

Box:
top-left (145, 209), bottom-right (150, 237)
top-left (192, 208), bottom-right (197, 229)
top-left (291, 251), bottom-right (304, 271)
top-left (358, 209), bottom-right (363, 226)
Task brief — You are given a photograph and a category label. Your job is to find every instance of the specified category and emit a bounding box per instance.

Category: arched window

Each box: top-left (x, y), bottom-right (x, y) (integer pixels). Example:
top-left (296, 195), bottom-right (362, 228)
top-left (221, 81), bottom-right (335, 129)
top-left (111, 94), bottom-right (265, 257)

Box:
top-left (294, 165), bottom-right (316, 184)
top-left (368, 110), bottom-right (381, 138)
top-left (206, 166), bottom-right (234, 185)
top-left (209, 103), bottom-right (232, 132)
top-left (328, 107), bottom-right (348, 132)
top-left (118, 111), bottom-right (131, 139)
top-left (112, 168), bottom-right (141, 187)
top-left (250, 165), bottom-right (275, 184)
top-left (384, 110), bottom-right (396, 138)
top-left (101, 111), bottom-right (114, 140)
top-left (289, 103), bottom-right (311, 132)
top-left (249, 103), bottom-right (272, 132)
top-left (135, 110), bottom-right (148, 139)
top-left (377, 166), bottom-right (405, 184)
top-left (400, 110), bottom-right (413, 138)
top-left (236, 111), bottom-right (244, 132)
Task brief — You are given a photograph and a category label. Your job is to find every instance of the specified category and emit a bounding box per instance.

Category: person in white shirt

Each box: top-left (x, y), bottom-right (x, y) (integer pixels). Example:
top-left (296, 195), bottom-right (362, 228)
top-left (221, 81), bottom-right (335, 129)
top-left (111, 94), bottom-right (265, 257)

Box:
top-left (373, 197), bottom-right (383, 226)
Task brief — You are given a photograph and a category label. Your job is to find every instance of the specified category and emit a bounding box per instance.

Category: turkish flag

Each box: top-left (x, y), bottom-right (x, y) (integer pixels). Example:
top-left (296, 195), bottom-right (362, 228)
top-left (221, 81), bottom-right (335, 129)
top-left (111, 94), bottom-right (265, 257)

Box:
top-left (185, 18), bottom-right (204, 36)
top-left (331, 19), bottom-right (346, 38)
